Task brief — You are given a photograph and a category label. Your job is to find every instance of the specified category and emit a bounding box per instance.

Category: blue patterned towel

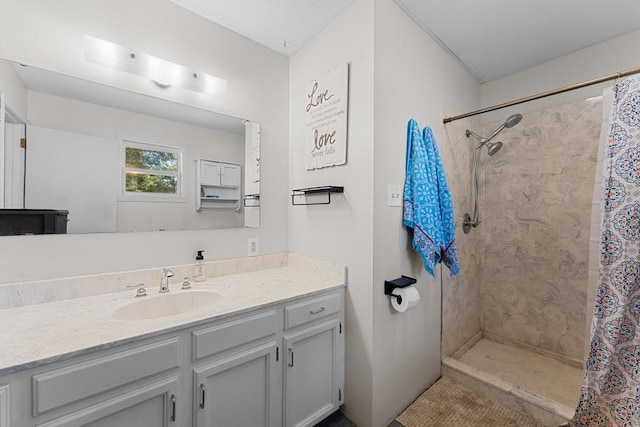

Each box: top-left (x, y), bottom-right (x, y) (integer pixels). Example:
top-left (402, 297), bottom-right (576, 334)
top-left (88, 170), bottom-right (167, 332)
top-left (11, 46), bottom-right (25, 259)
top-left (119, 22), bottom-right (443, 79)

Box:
top-left (403, 119), bottom-right (460, 276)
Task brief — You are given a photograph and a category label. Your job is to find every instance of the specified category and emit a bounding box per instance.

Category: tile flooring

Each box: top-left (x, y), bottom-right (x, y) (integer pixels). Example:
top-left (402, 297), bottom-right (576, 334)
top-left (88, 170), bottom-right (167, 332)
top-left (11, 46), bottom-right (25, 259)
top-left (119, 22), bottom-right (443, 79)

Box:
top-left (314, 410), bottom-right (405, 427)
top-left (314, 410), bottom-right (357, 427)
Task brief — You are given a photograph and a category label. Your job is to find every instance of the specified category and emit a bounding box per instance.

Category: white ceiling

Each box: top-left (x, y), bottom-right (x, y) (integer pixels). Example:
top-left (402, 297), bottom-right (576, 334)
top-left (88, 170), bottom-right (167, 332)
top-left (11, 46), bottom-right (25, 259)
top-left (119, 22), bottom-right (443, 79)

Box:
top-left (169, 0), bottom-right (640, 83)
top-left (168, 0), bottom-right (354, 55)
top-left (394, 0), bottom-right (640, 82)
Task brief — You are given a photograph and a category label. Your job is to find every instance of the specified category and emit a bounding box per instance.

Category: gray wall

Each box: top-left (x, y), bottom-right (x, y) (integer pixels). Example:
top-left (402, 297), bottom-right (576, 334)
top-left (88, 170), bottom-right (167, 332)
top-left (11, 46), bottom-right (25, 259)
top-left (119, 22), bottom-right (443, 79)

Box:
top-left (289, 1), bottom-right (481, 425)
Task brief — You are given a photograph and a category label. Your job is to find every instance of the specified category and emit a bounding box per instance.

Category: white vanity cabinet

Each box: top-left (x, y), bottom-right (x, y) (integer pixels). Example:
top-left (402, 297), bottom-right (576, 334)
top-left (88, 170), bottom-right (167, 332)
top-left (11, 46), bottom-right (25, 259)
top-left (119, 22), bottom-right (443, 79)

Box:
top-left (194, 343), bottom-right (279, 427)
top-left (191, 310), bottom-right (281, 427)
top-left (0, 384), bottom-right (9, 427)
top-left (195, 159), bottom-right (242, 211)
top-left (1, 287), bottom-right (345, 427)
top-left (190, 290), bottom-right (345, 427)
top-left (36, 377), bottom-right (179, 427)
top-left (282, 293), bottom-right (344, 427)
top-left (2, 336), bottom-right (185, 427)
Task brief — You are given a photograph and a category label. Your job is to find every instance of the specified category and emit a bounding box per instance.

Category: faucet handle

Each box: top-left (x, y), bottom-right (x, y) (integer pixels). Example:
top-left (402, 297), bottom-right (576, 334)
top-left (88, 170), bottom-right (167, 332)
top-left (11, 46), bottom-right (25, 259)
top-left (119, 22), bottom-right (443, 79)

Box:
top-left (126, 283), bottom-right (147, 297)
top-left (182, 277), bottom-right (192, 290)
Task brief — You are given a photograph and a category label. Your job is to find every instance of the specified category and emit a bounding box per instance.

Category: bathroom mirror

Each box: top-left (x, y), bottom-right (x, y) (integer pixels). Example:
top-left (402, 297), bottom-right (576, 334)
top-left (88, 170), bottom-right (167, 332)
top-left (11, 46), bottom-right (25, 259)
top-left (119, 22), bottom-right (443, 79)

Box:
top-left (0, 59), bottom-right (260, 234)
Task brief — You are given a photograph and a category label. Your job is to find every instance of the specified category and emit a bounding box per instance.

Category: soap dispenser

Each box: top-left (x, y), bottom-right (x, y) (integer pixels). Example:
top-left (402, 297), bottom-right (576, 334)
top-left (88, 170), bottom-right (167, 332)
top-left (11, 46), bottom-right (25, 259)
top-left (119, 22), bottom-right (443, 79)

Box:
top-left (195, 250), bottom-right (206, 282)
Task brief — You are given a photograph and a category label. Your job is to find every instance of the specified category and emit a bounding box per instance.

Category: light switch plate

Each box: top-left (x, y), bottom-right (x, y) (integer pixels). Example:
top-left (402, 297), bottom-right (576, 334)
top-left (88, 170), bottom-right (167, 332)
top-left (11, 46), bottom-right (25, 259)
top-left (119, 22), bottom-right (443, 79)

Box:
top-left (388, 184), bottom-right (402, 207)
top-left (248, 237), bottom-right (259, 256)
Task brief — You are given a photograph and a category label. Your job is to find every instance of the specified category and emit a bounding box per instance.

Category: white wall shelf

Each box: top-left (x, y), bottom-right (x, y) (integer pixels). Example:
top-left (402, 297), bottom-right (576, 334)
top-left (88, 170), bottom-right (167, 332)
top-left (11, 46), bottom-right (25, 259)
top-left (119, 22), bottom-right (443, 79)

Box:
top-left (196, 159), bottom-right (241, 211)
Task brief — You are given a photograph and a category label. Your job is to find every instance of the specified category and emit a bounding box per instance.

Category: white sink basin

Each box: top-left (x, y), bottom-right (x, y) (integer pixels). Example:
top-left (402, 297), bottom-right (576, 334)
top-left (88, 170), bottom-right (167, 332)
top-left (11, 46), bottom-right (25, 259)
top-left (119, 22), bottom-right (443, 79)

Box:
top-left (113, 290), bottom-right (222, 321)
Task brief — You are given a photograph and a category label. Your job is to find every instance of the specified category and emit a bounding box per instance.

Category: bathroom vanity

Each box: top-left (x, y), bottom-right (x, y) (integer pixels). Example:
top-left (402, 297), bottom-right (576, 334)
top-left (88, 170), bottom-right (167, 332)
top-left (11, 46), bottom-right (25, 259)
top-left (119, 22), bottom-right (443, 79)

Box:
top-left (0, 254), bottom-right (345, 427)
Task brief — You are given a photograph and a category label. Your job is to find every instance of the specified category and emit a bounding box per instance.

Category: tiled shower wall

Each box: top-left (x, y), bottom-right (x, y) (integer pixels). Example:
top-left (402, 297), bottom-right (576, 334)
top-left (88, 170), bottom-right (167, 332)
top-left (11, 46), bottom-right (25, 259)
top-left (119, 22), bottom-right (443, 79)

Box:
top-left (481, 98), bottom-right (602, 361)
top-left (440, 111), bottom-right (484, 358)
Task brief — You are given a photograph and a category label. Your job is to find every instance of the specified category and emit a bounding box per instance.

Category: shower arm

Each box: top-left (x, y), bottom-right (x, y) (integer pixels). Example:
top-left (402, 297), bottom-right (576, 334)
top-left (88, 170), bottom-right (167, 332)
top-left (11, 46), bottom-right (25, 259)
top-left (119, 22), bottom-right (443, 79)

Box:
top-left (484, 123), bottom-right (506, 143)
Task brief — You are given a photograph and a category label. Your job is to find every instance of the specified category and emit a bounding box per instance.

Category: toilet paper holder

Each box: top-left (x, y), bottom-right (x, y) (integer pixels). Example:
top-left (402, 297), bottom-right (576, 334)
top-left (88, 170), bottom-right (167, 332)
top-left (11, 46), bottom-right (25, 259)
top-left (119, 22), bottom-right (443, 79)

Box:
top-left (384, 275), bottom-right (417, 303)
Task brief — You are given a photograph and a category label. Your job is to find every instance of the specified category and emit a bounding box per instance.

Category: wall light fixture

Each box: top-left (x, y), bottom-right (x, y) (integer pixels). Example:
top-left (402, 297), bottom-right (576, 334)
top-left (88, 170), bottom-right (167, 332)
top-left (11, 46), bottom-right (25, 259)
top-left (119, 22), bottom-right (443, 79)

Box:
top-left (84, 35), bottom-right (227, 97)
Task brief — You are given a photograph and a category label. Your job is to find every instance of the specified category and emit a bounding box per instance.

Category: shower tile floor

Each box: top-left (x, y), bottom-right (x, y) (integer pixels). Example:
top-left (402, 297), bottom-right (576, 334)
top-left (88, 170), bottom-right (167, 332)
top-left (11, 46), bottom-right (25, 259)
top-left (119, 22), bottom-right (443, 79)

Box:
top-left (459, 339), bottom-right (583, 407)
top-left (443, 338), bottom-right (584, 425)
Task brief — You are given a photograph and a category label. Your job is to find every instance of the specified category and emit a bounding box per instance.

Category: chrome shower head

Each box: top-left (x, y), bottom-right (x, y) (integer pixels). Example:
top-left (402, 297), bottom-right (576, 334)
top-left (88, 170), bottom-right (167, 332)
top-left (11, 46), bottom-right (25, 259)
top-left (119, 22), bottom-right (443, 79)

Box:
top-left (486, 141), bottom-right (503, 156)
top-left (504, 113), bottom-right (523, 128)
top-left (484, 113), bottom-right (524, 143)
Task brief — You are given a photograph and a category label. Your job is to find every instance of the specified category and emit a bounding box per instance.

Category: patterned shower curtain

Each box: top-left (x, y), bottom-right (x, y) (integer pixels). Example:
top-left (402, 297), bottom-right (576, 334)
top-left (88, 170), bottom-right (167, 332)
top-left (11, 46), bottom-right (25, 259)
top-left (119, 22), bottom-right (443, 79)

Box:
top-left (571, 77), bottom-right (640, 426)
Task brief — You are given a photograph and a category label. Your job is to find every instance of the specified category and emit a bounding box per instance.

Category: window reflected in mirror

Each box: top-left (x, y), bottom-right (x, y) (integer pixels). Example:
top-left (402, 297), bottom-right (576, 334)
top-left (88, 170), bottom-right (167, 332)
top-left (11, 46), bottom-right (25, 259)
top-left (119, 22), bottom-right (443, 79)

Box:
top-left (122, 138), bottom-right (184, 199)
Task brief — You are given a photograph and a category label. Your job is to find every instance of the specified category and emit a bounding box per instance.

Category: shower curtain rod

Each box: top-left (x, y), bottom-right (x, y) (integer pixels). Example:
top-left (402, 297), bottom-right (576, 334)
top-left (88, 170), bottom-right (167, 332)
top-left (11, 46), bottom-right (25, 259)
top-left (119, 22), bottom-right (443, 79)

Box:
top-left (442, 64), bottom-right (640, 124)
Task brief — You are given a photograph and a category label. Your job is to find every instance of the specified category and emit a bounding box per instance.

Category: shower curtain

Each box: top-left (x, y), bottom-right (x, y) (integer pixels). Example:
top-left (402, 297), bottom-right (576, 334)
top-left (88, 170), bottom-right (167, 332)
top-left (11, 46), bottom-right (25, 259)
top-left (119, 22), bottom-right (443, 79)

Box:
top-left (571, 76), bottom-right (640, 426)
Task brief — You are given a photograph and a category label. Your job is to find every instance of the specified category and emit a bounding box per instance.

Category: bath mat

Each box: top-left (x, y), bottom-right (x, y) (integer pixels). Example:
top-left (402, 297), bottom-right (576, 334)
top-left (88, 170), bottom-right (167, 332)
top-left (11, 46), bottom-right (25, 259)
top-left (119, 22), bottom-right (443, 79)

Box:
top-left (396, 377), bottom-right (543, 427)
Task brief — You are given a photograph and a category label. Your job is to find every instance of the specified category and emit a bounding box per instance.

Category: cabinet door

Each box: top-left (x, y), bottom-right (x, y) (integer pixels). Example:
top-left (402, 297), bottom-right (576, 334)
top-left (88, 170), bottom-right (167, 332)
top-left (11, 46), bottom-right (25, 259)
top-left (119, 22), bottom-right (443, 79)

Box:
top-left (37, 377), bottom-right (178, 427)
top-left (0, 384), bottom-right (8, 427)
top-left (283, 319), bottom-right (342, 427)
top-left (194, 342), bottom-right (280, 427)
top-left (200, 161), bottom-right (221, 186)
top-left (220, 163), bottom-right (240, 187)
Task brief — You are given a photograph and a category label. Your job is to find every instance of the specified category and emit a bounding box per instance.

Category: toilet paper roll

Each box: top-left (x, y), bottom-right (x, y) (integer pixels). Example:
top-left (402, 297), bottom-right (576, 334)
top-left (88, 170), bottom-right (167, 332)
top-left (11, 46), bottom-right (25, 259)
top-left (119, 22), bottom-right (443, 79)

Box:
top-left (391, 285), bottom-right (420, 312)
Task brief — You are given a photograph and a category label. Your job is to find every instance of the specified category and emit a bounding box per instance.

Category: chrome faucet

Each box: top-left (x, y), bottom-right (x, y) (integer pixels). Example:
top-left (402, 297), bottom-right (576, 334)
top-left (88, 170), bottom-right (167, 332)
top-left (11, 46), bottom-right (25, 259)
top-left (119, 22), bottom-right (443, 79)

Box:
top-left (160, 268), bottom-right (175, 293)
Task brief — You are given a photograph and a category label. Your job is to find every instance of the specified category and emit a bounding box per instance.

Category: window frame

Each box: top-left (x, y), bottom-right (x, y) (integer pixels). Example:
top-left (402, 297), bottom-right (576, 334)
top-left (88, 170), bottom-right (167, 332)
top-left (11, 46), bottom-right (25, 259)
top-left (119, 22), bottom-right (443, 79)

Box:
top-left (118, 135), bottom-right (187, 202)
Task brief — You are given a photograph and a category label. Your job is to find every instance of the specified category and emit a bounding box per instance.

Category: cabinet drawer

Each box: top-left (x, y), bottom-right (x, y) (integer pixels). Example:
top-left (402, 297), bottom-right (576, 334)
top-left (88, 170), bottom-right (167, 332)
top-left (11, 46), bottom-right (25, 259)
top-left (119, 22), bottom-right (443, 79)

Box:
top-left (32, 338), bottom-right (179, 415)
top-left (192, 310), bottom-right (277, 361)
top-left (284, 292), bottom-right (341, 330)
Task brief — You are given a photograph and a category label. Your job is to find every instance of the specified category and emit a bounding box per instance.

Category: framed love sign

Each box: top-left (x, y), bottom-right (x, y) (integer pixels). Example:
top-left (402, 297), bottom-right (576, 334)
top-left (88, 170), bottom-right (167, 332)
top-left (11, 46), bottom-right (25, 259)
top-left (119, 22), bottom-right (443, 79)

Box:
top-left (304, 63), bottom-right (349, 170)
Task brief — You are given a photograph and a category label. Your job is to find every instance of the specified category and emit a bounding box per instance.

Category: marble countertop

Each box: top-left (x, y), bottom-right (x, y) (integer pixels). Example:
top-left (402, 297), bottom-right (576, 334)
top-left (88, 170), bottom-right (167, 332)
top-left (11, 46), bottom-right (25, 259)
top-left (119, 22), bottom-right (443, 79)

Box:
top-left (0, 264), bottom-right (345, 376)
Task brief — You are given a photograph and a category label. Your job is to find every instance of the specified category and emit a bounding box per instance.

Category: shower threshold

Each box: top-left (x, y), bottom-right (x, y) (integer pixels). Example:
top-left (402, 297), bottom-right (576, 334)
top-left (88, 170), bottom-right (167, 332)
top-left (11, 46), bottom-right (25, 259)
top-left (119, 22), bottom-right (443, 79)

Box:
top-left (442, 336), bottom-right (583, 427)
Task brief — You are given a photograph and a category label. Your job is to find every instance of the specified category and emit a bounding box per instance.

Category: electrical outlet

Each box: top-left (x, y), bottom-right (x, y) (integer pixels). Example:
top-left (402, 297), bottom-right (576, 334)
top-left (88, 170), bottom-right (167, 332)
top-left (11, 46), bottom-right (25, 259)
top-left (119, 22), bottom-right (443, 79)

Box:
top-left (388, 184), bottom-right (403, 207)
top-left (248, 237), bottom-right (259, 256)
